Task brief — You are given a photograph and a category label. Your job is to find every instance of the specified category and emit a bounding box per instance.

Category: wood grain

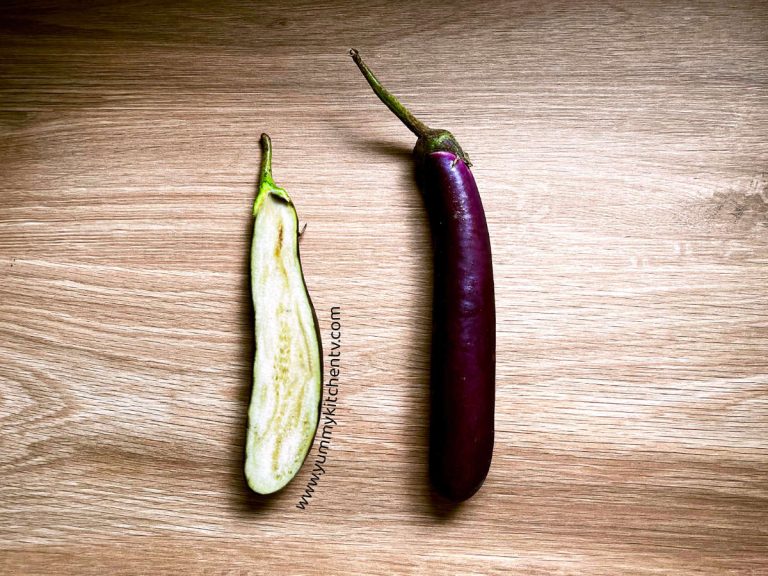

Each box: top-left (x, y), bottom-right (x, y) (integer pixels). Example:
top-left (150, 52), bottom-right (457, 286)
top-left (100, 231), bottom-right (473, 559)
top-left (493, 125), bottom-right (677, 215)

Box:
top-left (1, 1), bottom-right (767, 574)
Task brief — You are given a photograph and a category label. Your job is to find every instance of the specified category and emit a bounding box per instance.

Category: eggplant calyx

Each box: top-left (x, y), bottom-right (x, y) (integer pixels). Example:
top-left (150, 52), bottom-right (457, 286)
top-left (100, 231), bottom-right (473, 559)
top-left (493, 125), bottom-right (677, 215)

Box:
top-left (415, 129), bottom-right (471, 167)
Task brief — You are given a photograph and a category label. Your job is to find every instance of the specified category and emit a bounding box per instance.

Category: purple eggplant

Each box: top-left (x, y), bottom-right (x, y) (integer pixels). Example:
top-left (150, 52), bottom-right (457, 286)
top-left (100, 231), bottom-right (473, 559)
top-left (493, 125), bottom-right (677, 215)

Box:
top-left (350, 50), bottom-right (494, 501)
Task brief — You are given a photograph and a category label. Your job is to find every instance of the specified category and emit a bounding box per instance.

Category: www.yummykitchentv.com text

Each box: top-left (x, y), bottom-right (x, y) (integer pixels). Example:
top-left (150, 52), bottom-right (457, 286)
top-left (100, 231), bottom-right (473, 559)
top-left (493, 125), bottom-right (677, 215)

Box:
top-left (296, 306), bottom-right (340, 509)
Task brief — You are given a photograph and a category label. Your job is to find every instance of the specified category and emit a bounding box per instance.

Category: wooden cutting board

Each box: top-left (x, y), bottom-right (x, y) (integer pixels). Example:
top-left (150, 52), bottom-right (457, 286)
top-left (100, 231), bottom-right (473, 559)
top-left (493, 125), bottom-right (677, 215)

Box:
top-left (1, 1), bottom-right (766, 574)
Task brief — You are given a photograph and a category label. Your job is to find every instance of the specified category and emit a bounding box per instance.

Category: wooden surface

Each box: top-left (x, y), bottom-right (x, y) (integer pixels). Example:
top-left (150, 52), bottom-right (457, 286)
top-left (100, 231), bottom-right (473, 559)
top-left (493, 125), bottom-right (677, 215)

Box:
top-left (1, 1), bottom-right (767, 574)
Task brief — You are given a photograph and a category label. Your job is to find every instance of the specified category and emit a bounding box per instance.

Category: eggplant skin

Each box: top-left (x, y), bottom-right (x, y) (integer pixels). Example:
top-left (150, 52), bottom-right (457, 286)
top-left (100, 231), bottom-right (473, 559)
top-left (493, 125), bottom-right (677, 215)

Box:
top-left (420, 150), bottom-right (495, 502)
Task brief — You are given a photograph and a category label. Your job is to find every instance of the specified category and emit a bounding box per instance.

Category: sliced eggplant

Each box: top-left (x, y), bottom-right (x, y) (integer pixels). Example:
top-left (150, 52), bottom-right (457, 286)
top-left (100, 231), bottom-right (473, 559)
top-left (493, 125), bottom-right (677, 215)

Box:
top-left (244, 134), bottom-right (322, 495)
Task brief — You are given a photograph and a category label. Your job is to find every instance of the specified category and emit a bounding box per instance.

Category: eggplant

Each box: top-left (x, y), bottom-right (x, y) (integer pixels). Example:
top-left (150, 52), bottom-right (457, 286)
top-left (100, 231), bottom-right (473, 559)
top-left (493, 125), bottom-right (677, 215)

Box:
top-left (244, 134), bottom-right (322, 495)
top-left (351, 50), bottom-right (495, 501)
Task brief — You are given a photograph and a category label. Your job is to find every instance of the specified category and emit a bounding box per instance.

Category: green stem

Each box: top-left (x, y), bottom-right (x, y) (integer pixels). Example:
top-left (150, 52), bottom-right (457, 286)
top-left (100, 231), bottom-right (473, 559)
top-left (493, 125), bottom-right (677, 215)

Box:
top-left (254, 133), bottom-right (290, 215)
top-left (350, 49), bottom-right (471, 166)
top-left (259, 133), bottom-right (276, 190)
top-left (349, 48), bottom-right (431, 139)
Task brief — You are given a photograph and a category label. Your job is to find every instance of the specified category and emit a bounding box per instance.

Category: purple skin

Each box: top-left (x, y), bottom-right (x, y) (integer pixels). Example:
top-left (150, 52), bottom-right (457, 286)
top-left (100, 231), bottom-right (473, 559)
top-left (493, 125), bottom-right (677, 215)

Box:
top-left (421, 152), bottom-right (495, 501)
top-left (351, 49), bottom-right (495, 501)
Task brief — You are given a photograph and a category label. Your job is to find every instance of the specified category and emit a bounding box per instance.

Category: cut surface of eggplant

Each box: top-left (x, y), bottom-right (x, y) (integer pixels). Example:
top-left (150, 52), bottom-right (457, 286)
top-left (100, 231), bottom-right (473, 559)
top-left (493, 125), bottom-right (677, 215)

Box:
top-left (244, 134), bottom-right (322, 495)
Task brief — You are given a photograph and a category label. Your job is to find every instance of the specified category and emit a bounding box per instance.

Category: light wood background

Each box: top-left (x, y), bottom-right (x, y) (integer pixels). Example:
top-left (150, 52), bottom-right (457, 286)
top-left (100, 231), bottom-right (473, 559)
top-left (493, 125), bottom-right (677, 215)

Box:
top-left (1, 1), bottom-right (767, 574)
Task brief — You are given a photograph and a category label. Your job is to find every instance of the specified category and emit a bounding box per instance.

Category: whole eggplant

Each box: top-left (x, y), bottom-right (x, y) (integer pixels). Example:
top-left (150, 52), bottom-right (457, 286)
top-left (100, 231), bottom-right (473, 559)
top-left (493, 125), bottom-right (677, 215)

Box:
top-left (350, 50), bottom-right (495, 501)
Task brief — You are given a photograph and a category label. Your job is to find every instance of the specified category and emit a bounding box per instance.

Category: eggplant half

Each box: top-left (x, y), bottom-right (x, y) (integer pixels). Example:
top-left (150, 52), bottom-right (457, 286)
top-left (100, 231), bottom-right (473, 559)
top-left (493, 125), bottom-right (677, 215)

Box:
top-left (244, 134), bottom-right (322, 495)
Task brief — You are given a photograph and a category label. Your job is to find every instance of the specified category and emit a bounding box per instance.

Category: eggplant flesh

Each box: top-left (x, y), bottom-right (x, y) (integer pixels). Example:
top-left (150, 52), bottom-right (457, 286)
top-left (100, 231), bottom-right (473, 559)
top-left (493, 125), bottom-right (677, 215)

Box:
top-left (244, 135), bottom-right (321, 495)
